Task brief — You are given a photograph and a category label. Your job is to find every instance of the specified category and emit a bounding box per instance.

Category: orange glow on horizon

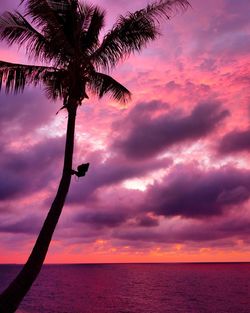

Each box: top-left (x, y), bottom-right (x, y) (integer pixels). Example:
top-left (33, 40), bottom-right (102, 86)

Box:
top-left (1, 246), bottom-right (250, 264)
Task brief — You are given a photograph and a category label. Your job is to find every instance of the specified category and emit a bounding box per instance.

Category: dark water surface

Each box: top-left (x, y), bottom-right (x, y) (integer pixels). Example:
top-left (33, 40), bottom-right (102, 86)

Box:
top-left (0, 263), bottom-right (250, 313)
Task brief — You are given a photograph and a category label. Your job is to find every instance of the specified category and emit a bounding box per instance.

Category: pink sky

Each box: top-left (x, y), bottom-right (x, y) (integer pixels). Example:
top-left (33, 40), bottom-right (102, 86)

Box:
top-left (0, 0), bottom-right (250, 263)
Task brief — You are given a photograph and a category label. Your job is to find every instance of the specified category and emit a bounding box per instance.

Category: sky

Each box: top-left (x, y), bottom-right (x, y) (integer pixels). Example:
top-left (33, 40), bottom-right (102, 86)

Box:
top-left (0, 0), bottom-right (249, 264)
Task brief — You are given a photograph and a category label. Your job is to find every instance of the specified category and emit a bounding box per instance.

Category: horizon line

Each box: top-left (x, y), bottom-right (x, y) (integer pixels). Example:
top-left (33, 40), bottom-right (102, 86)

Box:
top-left (1, 261), bottom-right (250, 265)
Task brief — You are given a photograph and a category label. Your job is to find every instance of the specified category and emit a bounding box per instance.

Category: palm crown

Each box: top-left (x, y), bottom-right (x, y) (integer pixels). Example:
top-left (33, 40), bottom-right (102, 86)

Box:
top-left (0, 0), bottom-right (189, 106)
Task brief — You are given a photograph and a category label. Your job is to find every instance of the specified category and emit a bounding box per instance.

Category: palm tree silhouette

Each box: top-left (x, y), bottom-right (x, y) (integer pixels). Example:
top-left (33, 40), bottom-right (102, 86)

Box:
top-left (0, 0), bottom-right (190, 312)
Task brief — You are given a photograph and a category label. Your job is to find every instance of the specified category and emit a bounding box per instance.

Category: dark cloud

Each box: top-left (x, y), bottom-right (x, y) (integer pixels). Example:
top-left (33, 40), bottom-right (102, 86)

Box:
top-left (0, 215), bottom-right (41, 234)
top-left (68, 154), bottom-right (172, 203)
top-left (143, 165), bottom-right (250, 218)
top-left (135, 214), bottom-right (159, 227)
top-left (75, 210), bottom-right (128, 229)
top-left (218, 129), bottom-right (250, 154)
top-left (114, 229), bottom-right (165, 243)
top-left (0, 89), bottom-right (57, 141)
top-left (0, 136), bottom-right (64, 200)
top-left (114, 216), bottom-right (250, 245)
top-left (113, 101), bottom-right (229, 160)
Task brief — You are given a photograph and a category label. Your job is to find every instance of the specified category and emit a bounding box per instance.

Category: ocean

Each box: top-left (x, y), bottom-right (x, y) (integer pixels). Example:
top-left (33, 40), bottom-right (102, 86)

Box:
top-left (0, 263), bottom-right (250, 313)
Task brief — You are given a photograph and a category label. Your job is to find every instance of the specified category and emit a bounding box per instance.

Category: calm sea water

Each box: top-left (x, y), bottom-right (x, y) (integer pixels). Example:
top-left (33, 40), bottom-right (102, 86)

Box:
top-left (0, 263), bottom-right (250, 313)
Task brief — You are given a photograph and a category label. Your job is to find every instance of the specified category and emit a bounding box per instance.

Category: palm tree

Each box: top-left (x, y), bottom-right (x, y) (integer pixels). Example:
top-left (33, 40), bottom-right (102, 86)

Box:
top-left (0, 0), bottom-right (190, 312)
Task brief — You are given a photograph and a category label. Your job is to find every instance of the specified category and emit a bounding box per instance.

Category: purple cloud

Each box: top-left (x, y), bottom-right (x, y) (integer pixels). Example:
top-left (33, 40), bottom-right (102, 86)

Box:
top-left (114, 215), bottom-right (250, 245)
top-left (0, 215), bottom-right (41, 234)
top-left (74, 210), bottom-right (128, 229)
top-left (135, 214), bottom-right (159, 227)
top-left (113, 101), bottom-right (229, 160)
top-left (143, 165), bottom-right (250, 218)
top-left (218, 129), bottom-right (250, 154)
top-left (0, 90), bottom-right (58, 151)
top-left (68, 154), bottom-right (172, 203)
top-left (0, 136), bottom-right (64, 200)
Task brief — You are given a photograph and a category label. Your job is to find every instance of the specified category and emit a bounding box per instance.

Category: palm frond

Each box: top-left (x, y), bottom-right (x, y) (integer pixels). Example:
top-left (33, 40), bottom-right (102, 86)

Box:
top-left (20, 0), bottom-right (74, 63)
top-left (88, 71), bottom-right (131, 104)
top-left (0, 60), bottom-right (55, 93)
top-left (77, 2), bottom-right (95, 32)
top-left (42, 70), bottom-right (68, 100)
top-left (92, 0), bottom-right (190, 70)
top-left (21, 0), bottom-right (70, 28)
top-left (0, 11), bottom-right (58, 63)
top-left (79, 4), bottom-right (105, 54)
top-left (140, 0), bottom-right (190, 22)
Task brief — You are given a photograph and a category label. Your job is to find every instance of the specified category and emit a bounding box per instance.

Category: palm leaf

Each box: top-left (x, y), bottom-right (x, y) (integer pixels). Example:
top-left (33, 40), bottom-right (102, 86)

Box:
top-left (0, 60), bottom-right (54, 93)
top-left (0, 10), bottom-right (61, 64)
top-left (42, 70), bottom-right (68, 100)
top-left (92, 0), bottom-right (190, 70)
top-left (79, 4), bottom-right (105, 54)
top-left (21, 0), bottom-right (74, 63)
top-left (88, 71), bottom-right (131, 103)
top-left (21, 0), bottom-right (70, 27)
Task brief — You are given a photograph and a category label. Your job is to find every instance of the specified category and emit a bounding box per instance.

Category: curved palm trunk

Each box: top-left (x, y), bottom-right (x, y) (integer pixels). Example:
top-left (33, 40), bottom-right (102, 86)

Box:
top-left (0, 104), bottom-right (77, 313)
